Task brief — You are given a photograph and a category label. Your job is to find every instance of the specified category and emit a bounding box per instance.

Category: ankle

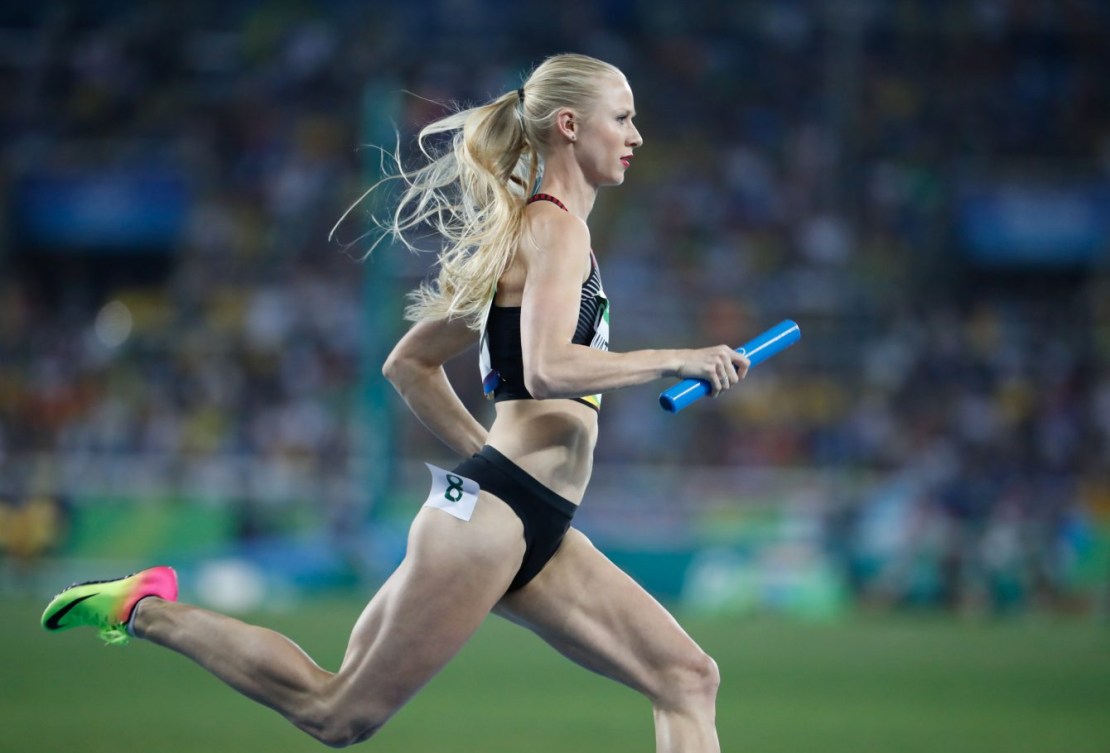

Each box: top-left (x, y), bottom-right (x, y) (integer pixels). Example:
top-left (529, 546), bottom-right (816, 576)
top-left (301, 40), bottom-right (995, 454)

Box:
top-left (128, 595), bottom-right (162, 639)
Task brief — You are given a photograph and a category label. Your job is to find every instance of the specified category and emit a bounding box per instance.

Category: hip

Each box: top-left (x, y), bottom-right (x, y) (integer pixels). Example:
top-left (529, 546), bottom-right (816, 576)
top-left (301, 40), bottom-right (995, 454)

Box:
top-left (486, 399), bottom-right (598, 503)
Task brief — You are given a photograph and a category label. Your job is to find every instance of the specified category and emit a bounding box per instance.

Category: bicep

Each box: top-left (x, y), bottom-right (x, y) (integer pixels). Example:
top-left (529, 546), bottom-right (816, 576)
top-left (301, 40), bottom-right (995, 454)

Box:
top-left (518, 225), bottom-right (591, 373)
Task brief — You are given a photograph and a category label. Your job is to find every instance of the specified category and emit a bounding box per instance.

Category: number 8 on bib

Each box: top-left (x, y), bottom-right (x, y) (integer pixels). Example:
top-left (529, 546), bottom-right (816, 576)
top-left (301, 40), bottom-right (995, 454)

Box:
top-left (422, 463), bottom-right (481, 522)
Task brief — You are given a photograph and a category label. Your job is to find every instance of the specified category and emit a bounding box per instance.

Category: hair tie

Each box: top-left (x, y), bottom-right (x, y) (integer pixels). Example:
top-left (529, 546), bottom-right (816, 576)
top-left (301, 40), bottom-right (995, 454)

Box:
top-left (515, 88), bottom-right (526, 130)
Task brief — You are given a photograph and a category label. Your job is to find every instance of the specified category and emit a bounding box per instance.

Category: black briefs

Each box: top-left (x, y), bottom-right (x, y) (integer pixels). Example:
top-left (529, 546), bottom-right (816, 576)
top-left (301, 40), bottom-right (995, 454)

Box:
top-left (451, 445), bottom-right (578, 592)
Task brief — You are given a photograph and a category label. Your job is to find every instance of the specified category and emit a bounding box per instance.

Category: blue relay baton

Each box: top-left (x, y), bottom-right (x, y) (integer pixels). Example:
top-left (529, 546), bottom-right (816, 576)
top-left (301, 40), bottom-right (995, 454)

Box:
top-left (659, 320), bottom-right (801, 413)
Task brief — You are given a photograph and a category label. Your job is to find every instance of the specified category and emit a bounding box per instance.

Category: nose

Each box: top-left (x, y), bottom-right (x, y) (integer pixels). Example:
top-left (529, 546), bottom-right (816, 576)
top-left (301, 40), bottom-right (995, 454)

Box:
top-left (629, 126), bottom-right (643, 148)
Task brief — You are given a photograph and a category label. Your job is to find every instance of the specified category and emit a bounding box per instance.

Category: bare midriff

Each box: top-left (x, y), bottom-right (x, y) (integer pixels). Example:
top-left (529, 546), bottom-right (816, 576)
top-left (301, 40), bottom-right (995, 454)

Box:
top-left (485, 399), bottom-right (599, 504)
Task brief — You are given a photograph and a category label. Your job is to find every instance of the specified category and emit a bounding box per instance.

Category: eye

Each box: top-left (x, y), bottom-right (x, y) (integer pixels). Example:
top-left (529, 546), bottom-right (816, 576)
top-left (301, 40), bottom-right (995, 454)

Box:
top-left (616, 115), bottom-right (628, 123)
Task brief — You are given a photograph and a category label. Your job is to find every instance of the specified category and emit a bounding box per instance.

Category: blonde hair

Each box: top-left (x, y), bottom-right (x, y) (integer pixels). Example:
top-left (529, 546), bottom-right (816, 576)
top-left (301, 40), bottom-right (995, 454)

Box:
top-left (357, 53), bottom-right (625, 329)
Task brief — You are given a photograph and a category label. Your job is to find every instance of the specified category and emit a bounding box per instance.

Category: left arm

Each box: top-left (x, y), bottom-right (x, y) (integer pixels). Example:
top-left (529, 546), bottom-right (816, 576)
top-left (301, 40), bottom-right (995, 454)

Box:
top-left (519, 211), bottom-right (748, 399)
top-left (382, 316), bottom-right (487, 458)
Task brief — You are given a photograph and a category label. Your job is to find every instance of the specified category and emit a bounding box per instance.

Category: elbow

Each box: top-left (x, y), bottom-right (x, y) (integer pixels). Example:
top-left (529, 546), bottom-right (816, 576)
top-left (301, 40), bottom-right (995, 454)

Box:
top-left (382, 348), bottom-right (412, 388)
top-left (384, 346), bottom-right (439, 394)
top-left (523, 364), bottom-right (561, 400)
top-left (525, 375), bottom-right (552, 400)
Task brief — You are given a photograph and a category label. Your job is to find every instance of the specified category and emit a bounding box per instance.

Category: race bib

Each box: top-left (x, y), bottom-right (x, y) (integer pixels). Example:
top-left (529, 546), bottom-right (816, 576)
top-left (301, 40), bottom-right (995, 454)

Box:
top-left (422, 463), bottom-right (480, 522)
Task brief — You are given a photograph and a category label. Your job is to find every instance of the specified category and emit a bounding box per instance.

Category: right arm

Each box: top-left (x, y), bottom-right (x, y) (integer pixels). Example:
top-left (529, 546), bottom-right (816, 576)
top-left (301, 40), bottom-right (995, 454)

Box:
top-left (382, 316), bottom-right (487, 458)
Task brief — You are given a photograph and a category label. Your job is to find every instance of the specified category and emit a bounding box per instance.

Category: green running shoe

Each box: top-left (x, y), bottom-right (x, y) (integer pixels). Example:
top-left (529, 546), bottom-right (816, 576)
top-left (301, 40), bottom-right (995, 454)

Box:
top-left (41, 566), bottom-right (178, 645)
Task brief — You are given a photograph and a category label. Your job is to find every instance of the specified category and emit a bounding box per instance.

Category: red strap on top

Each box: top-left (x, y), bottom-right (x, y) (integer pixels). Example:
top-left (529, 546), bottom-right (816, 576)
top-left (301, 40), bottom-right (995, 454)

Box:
top-left (527, 193), bottom-right (568, 212)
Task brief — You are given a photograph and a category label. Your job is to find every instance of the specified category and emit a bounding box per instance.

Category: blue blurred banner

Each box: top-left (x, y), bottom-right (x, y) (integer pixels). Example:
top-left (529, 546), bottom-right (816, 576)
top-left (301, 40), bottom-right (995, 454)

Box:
top-left (14, 167), bottom-right (190, 252)
top-left (957, 180), bottom-right (1110, 267)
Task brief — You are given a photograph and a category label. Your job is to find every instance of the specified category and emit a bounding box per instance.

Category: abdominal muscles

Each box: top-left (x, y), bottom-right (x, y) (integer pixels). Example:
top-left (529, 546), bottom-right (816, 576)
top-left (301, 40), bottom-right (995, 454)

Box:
top-left (485, 400), bottom-right (599, 503)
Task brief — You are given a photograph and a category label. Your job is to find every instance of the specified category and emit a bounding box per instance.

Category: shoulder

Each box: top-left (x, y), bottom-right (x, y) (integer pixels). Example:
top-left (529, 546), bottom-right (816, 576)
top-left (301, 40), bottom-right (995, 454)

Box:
top-left (520, 202), bottom-right (591, 272)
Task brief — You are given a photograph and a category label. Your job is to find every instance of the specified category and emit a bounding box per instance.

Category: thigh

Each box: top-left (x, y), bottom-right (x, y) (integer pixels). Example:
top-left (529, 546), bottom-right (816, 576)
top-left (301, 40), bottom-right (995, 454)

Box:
top-left (494, 527), bottom-right (704, 702)
top-left (335, 494), bottom-right (526, 713)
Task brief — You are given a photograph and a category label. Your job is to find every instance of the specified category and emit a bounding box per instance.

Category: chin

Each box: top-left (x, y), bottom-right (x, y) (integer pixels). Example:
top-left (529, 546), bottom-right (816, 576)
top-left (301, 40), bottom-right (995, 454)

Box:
top-left (590, 168), bottom-right (626, 188)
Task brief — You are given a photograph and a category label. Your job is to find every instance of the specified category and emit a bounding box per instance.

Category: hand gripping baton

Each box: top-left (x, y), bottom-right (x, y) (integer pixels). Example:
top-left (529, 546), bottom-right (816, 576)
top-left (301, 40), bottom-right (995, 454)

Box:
top-left (659, 319), bottom-right (801, 413)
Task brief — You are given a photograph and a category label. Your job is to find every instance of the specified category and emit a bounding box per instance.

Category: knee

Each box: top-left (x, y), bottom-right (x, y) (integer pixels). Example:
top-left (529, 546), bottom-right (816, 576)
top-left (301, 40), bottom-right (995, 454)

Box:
top-left (297, 699), bottom-right (387, 748)
top-left (655, 648), bottom-right (720, 712)
top-left (686, 649), bottom-right (721, 701)
top-left (315, 722), bottom-right (381, 749)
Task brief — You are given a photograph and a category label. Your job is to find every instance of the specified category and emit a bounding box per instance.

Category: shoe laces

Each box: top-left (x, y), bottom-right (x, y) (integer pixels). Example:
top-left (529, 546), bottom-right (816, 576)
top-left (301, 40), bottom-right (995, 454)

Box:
top-left (98, 625), bottom-right (131, 646)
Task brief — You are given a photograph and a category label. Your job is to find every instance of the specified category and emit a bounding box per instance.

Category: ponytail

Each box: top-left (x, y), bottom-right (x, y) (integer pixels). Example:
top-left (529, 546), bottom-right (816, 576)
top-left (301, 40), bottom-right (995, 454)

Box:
top-left (398, 90), bottom-right (539, 328)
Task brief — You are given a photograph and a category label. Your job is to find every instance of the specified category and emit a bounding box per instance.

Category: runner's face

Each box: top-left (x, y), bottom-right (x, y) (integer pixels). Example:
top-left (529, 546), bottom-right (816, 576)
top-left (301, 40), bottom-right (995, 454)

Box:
top-left (575, 77), bottom-right (642, 186)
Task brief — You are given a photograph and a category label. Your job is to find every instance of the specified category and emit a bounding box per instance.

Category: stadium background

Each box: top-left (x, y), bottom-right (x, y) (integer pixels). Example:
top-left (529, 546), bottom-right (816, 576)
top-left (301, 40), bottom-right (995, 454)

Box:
top-left (2, 1), bottom-right (1108, 751)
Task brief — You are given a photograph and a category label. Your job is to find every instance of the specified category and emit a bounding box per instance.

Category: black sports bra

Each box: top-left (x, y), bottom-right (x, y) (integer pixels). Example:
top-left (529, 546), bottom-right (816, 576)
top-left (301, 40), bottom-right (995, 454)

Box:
top-left (479, 194), bottom-right (610, 411)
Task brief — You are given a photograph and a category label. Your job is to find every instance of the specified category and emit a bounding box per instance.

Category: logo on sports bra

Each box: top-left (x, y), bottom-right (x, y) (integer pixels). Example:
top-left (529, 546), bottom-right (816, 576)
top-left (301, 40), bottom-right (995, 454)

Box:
top-left (591, 293), bottom-right (609, 353)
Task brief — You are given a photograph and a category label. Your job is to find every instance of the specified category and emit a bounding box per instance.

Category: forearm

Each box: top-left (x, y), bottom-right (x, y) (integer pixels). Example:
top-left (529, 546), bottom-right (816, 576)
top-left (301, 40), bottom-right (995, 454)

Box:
top-left (388, 365), bottom-right (488, 458)
top-left (382, 316), bottom-right (486, 458)
top-left (526, 345), bottom-right (683, 400)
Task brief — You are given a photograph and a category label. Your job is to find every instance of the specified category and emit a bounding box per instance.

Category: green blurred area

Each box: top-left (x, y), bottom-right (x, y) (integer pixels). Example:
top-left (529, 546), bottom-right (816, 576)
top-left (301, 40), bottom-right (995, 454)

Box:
top-left (36, 496), bottom-right (1110, 617)
top-left (5, 598), bottom-right (1108, 753)
top-left (64, 500), bottom-right (235, 560)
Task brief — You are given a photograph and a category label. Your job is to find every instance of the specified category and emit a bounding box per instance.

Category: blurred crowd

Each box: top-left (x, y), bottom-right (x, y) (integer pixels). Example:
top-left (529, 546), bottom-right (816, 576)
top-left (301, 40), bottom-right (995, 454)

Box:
top-left (0, 0), bottom-right (1107, 612)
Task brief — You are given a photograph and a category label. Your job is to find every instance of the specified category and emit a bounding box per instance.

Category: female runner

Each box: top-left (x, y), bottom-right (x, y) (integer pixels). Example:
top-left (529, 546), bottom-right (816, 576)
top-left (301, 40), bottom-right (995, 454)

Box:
top-left (42, 53), bottom-right (749, 752)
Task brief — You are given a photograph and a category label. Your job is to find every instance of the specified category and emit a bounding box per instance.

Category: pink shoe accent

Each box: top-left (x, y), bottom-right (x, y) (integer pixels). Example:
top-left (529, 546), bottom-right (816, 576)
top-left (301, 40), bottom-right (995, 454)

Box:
top-left (118, 566), bottom-right (179, 624)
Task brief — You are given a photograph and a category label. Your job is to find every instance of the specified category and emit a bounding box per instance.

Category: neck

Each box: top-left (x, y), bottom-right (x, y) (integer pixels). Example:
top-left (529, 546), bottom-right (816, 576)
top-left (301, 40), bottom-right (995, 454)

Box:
top-left (537, 155), bottom-right (598, 221)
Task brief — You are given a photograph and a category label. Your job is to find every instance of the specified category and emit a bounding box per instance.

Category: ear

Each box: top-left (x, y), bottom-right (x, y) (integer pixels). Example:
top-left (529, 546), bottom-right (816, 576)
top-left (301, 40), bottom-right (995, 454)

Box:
top-left (555, 108), bottom-right (577, 143)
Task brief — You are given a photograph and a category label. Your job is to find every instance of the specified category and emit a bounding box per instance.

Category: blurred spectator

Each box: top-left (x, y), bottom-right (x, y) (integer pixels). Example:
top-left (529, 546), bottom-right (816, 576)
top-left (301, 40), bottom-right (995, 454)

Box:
top-left (0, 0), bottom-right (1106, 613)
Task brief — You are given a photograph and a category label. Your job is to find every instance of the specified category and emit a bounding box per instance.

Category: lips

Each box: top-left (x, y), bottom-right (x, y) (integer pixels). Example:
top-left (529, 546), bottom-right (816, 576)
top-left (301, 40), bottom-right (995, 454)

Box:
top-left (620, 155), bottom-right (633, 167)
